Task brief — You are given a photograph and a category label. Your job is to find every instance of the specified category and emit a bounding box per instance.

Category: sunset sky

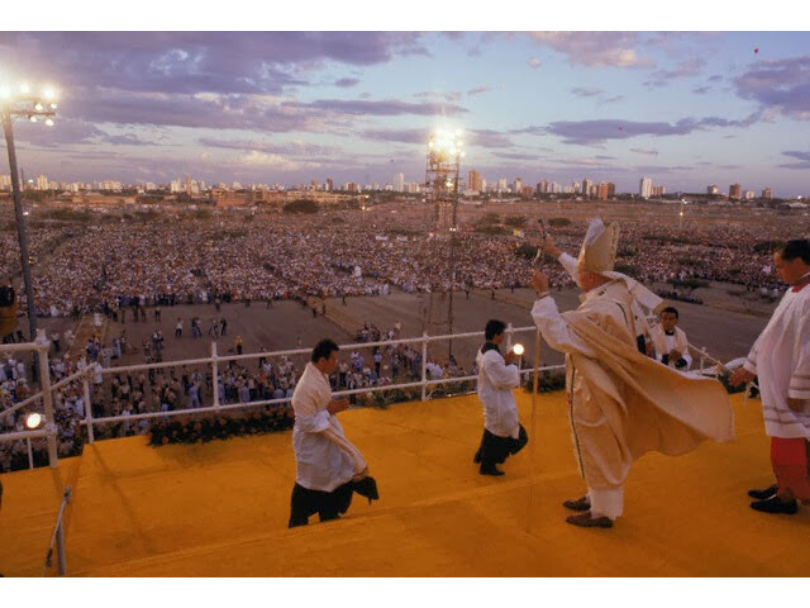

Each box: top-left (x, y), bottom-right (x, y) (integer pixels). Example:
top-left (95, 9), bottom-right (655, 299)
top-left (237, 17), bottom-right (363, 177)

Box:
top-left (2, 12), bottom-right (808, 196)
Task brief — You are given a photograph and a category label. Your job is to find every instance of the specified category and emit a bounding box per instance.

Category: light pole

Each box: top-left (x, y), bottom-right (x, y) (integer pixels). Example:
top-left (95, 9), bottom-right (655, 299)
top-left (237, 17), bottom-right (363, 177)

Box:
top-left (424, 128), bottom-right (464, 357)
top-left (1, 81), bottom-right (58, 345)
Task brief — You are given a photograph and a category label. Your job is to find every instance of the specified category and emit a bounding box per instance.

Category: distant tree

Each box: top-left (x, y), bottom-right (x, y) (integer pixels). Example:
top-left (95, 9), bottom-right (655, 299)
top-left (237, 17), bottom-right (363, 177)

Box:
top-left (283, 199), bottom-right (320, 214)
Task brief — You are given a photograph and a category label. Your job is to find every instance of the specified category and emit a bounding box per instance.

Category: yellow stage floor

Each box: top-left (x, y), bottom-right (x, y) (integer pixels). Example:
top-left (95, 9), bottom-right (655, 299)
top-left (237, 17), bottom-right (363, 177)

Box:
top-left (1, 390), bottom-right (807, 577)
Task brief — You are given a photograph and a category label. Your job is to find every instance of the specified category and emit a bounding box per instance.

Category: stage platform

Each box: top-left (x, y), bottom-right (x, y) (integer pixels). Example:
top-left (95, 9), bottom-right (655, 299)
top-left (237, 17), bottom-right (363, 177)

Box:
top-left (1, 390), bottom-right (808, 577)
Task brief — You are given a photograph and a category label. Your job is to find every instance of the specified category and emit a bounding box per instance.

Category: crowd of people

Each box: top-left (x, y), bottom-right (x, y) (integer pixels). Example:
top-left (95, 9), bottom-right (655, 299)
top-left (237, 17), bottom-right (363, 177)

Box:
top-left (0, 204), bottom-right (805, 321)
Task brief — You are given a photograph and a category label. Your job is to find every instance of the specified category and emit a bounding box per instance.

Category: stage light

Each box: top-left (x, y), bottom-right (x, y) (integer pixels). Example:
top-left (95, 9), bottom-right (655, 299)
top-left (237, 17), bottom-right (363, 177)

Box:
top-left (25, 412), bottom-right (43, 429)
top-left (513, 344), bottom-right (525, 356)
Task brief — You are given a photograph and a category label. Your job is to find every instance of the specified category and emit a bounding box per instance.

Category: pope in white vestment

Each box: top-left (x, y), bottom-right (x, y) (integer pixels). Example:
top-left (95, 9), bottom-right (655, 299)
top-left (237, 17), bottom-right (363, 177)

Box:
top-left (531, 219), bottom-right (733, 528)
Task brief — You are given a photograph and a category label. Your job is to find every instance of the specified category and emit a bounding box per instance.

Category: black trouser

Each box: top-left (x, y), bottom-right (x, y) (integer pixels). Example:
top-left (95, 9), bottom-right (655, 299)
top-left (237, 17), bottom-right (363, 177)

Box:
top-left (288, 481), bottom-right (355, 528)
top-left (474, 424), bottom-right (529, 470)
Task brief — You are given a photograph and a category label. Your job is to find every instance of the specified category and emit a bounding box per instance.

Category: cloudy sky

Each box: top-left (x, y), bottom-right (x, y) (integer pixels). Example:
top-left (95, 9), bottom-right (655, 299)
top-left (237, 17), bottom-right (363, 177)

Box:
top-left (2, 26), bottom-right (809, 196)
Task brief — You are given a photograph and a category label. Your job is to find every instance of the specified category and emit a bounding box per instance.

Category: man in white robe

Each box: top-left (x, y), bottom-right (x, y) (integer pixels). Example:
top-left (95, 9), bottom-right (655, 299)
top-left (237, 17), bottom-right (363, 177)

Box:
top-left (473, 319), bottom-right (528, 476)
top-left (288, 338), bottom-right (378, 527)
top-left (531, 218), bottom-right (733, 528)
top-left (649, 307), bottom-right (693, 370)
top-left (731, 239), bottom-right (810, 515)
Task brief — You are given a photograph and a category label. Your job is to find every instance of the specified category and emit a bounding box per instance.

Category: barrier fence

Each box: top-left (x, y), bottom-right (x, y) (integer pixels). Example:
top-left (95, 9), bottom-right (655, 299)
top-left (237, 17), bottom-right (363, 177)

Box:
top-left (2, 325), bottom-right (750, 472)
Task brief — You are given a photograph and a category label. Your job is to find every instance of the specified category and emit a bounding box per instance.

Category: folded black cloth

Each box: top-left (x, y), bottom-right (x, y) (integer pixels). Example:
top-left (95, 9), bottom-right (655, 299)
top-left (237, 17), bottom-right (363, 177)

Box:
top-left (353, 476), bottom-right (379, 504)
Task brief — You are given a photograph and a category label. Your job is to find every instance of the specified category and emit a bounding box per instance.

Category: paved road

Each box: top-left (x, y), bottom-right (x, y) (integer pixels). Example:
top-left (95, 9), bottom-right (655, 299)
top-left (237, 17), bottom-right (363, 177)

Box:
top-left (24, 283), bottom-right (770, 376)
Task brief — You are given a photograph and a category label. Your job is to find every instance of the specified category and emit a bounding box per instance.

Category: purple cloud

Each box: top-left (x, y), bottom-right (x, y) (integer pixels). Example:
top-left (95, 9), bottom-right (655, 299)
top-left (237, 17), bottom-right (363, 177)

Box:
top-left (734, 57), bottom-right (810, 119)
top-left (543, 114), bottom-right (761, 145)
top-left (360, 129), bottom-right (427, 145)
top-left (779, 150), bottom-right (810, 169)
top-left (571, 87), bottom-right (602, 98)
top-left (469, 129), bottom-right (513, 148)
top-left (466, 86), bottom-right (491, 96)
top-left (304, 98), bottom-right (467, 117)
top-left (0, 32), bottom-right (429, 97)
top-left (334, 78), bottom-right (360, 88)
top-left (528, 32), bottom-right (652, 68)
top-left (645, 57), bottom-right (707, 87)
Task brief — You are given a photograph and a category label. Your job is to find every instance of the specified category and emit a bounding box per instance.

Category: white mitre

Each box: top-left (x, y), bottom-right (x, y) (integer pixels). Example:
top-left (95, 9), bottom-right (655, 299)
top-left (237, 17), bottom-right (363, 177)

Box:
top-left (578, 217), bottom-right (664, 313)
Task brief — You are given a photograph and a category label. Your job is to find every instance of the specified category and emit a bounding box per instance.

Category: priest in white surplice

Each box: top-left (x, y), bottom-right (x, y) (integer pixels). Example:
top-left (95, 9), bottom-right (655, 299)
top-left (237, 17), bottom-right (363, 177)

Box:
top-left (731, 239), bottom-right (810, 515)
top-left (649, 307), bottom-right (693, 370)
top-left (288, 339), bottom-right (378, 527)
top-left (531, 218), bottom-right (734, 529)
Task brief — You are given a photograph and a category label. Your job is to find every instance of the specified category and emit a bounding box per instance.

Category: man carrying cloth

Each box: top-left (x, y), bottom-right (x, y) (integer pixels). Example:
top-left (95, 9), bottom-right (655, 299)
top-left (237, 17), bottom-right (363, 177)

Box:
top-left (730, 239), bottom-right (810, 515)
top-left (530, 218), bottom-right (733, 528)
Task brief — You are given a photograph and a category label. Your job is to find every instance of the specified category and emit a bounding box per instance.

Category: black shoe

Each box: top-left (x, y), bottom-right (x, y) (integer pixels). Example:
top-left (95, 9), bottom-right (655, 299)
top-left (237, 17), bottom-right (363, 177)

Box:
top-left (566, 511), bottom-right (613, 528)
top-left (473, 450), bottom-right (482, 464)
top-left (563, 496), bottom-right (591, 512)
top-left (748, 484), bottom-right (778, 500)
top-left (750, 496), bottom-right (798, 515)
top-left (480, 465), bottom-right (505, 476)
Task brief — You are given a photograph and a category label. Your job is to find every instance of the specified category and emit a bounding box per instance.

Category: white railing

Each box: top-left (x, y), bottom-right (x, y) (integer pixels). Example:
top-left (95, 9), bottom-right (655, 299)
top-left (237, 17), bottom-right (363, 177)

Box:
top-left (2, 324), bottom-right (563, 469)
top-left (1, 322), bottom-right (755, 472)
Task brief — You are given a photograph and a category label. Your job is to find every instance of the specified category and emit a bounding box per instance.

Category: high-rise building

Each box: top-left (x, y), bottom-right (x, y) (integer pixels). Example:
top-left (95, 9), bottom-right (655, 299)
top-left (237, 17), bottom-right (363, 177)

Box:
top-left (729, 183), bottom-right (742, 200)
top-left (325, 178), bottom-right (334, 191)
top-left (36, 175), bottom-right (49, 190)
top-left (707, 185), bottom-right (718, 196)
top-left (467, 170), bottom-right (481, 193)
top-left (762, 188), bottom-right (772, 199)
top-left (744, 190), bottom-right (755, 200)
top-left (536, 179), bottom-right (548, 194)
top-left (497, 178), bottom-right (508, 193)
top-left (514, 177), bottom-right (523, 193)
top-left (393, 172), bottom-right (405, 192)
top-left (640, 177), bottom-right (653, 199)
top-left (582, 178), bottom-right (593, 198)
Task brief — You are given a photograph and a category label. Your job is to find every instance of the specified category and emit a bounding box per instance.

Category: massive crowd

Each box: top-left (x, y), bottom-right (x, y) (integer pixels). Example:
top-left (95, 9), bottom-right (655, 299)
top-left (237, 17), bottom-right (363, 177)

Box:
top-left (1, 201), bottom-right (806, 471)
top-left (0, 203), bottom-right (804, 321)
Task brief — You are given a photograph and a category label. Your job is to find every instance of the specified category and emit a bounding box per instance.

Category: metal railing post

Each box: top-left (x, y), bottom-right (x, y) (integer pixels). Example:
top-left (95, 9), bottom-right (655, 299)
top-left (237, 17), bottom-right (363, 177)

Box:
top-left (506, 322), bottom-right (514, 350)
top-left (56, 518), bottom-right (67, 576)
top-left (421, 332), bottom-right (428, 402)
top-left (27, 437), bottom-right (34, 469)
top-left (35, 329), bottom-right (58, 468)
top-left (83, 369), bottom-right (95, 444)
top-left (211, 341), bottom-right (220, 408)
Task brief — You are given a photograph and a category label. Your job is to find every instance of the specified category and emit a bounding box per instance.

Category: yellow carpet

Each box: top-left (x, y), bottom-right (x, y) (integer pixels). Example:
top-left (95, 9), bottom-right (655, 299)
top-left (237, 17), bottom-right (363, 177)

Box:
top-left (1, 391), bottom-right (807, 577)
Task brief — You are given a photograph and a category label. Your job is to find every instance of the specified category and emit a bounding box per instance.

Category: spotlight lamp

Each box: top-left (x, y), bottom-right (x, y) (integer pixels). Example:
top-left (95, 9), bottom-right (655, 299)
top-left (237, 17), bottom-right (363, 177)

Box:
top-left (0, 80), bottom-right (59, 127)
top-left (25, 412), bottom-right (44, 430)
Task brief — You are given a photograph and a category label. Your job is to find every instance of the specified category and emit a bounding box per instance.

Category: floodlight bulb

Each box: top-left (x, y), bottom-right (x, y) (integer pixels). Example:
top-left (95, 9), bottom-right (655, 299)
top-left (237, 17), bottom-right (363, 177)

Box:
top-left (513, 343), bottom-right (525, 356)
top-left (45, 118), bottom-right (54, 127)
top-left (43, 87), bottom-right (56, 100)
top-left (0, 86), bottom-right (10, 98)
top-left (29, 115), bottom-right (37, 123)
top-left (26, 413), bottom-right (43, 429)
top-left (20, 83), bottom-right (30, 94)
top-left (34, 102), bottom-right (44, 111)
top-left (50, 103), bottom-right (58, 110)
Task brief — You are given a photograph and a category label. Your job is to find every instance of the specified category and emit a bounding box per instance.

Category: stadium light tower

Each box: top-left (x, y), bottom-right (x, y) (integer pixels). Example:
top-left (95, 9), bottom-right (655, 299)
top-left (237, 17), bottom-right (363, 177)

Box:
top-left (424, 128), bottom-right (465, 355)
top-left (1, 79), bottom-right (58, 344)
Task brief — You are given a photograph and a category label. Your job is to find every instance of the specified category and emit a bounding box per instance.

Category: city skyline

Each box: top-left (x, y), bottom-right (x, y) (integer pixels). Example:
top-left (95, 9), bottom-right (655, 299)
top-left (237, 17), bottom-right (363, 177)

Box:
top-left (3, 30), bottom-right (810, 197)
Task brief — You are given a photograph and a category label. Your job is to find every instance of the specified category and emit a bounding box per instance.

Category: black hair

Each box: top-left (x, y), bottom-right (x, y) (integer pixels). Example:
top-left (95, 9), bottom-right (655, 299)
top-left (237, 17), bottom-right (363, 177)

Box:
top-left (311, 338), bottom-right (339, 363)
top-left (485, 319), bottom-right (507, 341)
top-left (661, 306), bottom-right (679, 319)
top-left (778, 239), bottom-right (810, 265)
